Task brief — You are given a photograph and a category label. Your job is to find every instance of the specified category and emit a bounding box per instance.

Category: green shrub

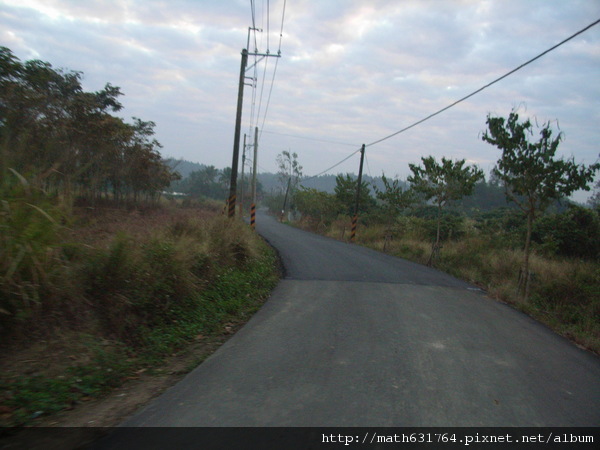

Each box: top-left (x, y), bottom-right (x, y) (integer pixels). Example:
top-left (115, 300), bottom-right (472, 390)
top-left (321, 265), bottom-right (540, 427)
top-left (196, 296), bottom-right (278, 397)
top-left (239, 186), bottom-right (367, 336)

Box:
top-left (532, 206), bottom-right (600, 260)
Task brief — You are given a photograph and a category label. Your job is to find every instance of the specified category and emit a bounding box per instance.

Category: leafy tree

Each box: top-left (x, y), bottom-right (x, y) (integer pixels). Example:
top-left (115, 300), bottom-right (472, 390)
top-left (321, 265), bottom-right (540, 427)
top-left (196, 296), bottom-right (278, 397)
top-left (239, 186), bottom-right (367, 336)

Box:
top-left (276, 151), bottom-right (303, 216)
top-left (183, 165), bottom-right (225, 199)
top-left (457, 179), bottom-right (510, 212)
top-left (532, 206), bottom-right (600, 260)
top-left (588, 178), bottom-right (600, 211)
top-left (294, 187), bottom-right (340, 226)
top-left (334, 173), bottom-right (375, 216)
top-left (482, 110), bottom-right (599, 299)
top-left (408, 156), bottom-right (483, 265)
top-left (276, 150), bottom-right (303, 194)
top-left (0, 46), bottom-right (176, 204)
top-left (373, 173), bottom-right (417, 223)
top-left (219, 167), bottom-right (232, 191)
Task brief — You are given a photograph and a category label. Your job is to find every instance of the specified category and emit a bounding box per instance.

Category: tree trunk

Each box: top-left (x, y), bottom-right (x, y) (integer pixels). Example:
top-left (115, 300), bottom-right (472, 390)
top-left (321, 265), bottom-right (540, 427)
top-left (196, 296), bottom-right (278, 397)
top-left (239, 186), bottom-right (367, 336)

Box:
top-left (427, 202), bottom-right (443, 267)
top-left (436, 202), bottom-right (442, 248)
top-left (520, 209), bottom-right (534, 301)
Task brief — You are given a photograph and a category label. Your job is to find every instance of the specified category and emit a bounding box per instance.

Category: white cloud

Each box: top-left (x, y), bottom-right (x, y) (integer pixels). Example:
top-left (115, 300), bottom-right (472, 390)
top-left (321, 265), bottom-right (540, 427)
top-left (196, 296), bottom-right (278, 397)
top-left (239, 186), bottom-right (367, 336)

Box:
top-left (1, 0), bottom-right (598, 201)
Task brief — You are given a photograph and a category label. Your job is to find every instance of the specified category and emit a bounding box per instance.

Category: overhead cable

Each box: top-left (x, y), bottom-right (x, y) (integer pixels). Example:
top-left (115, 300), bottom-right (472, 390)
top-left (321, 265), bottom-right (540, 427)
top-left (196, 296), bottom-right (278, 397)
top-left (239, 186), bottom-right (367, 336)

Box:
top-left (301, 147), bottom-right (362, 183)
top-left (366, 17), bottom-right (600, 148)
top-left (258, 0), bottom-right (287, 141)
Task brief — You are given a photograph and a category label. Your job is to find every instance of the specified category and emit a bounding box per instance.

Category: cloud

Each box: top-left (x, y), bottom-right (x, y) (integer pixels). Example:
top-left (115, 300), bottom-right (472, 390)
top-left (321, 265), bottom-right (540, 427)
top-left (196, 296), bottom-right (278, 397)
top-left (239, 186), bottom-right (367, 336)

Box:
top-left (1, 0), bottom-right (599, 203)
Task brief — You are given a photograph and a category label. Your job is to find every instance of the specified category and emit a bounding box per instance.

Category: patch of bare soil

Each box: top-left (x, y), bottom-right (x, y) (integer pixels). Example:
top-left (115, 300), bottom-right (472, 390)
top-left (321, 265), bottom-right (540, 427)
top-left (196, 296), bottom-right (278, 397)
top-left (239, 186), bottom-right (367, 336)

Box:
top-left (0, 321), bottom-right (244, 450)
top-left (33, 335), bottom-right (231, 428)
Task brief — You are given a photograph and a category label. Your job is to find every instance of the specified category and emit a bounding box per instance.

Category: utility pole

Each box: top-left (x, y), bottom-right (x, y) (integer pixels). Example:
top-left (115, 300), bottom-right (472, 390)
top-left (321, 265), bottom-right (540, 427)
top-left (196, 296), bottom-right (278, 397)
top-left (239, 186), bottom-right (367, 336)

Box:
top-left (240, 133), bottom-right (247, 216)
top-left (351, 144), bottom-right (366, 242)
top-left (281, 177), bottom-right (291, 222)
top-left (227, 48), bottom-right (248, 218)
top-left (250, 126), bottom-right (258, 229)
top-left (227, 32), bottom-right (281, 218)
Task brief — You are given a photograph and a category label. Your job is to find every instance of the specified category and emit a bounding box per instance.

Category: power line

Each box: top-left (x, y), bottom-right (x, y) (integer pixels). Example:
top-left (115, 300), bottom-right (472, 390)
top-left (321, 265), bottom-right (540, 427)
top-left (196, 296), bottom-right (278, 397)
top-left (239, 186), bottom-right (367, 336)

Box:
top-left (257, 0), bottom-right (287, 141)
top-left (259, 12), bottom-right (600, 184)
top-left (250, 0), bottom-right (256, 30)
top-left (276, 0), bottom-right (286, 52)
top-left (254, 0), bottom-right (271, 131)
top-left (301, 147), bottom-right (362, 183)
top-left (364, 152), bottom-right (373, 179)
top-left (255, 52), bottom-right (269, 129)
top-left (258, 57), bottom-right (279, 136)
top-left (249, 0), bottom-right (258, 51)
top-left (247, 2), bottom-right (260, 141)
top-left (366, 17), bottom-right (600, 148)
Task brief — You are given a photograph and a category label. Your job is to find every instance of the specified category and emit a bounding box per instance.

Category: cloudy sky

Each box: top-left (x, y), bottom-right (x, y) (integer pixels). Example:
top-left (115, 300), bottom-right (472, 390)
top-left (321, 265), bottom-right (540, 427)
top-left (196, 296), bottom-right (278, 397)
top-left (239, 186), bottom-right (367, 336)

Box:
top-left (1, 0), bottom-right (599, 200)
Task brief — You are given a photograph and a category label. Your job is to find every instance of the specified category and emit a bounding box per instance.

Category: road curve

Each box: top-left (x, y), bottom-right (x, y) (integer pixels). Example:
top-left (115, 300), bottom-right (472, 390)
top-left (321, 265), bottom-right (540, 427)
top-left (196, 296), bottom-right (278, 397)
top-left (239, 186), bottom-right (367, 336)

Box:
top-left (113, 211), bottom-right (599, 427)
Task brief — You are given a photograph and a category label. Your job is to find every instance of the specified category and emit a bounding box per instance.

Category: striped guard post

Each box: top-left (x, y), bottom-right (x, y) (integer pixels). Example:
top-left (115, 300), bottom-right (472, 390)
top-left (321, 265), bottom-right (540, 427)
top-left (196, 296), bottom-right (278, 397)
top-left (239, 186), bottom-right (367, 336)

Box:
top-left (228, 195), bottom-right (236, 218)
top-left (250, 203), bottom-right (256, 229)
top-left (350, 215), bottom-right (358, 242)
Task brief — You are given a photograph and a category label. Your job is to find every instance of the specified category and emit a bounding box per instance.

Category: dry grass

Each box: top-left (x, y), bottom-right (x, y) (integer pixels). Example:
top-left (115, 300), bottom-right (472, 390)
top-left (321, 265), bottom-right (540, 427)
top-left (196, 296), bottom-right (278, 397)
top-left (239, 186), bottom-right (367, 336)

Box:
top-left (0, 201), bottom-right (280, 426)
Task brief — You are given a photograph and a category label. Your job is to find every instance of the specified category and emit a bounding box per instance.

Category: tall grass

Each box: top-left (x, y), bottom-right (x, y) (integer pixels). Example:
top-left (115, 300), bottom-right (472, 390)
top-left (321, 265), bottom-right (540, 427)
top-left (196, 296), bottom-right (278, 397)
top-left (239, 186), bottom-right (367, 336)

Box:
top-left (0, 170), bottom-right (75, 331)
top-left (1, 184), bottom-right (280, 425)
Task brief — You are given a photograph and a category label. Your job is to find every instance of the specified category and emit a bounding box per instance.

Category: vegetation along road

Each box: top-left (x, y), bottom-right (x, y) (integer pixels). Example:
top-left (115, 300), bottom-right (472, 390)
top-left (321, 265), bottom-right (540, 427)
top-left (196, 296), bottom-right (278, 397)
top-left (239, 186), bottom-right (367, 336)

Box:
top-left (110, 210), bottom-right (599, 428)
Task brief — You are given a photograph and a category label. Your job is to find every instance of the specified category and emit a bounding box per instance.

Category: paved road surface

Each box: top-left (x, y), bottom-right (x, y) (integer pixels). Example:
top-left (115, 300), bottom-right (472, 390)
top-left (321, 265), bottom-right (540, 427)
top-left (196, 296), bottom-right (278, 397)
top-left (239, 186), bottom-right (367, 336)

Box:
top-left (114, 211), bottom-right (600, 428)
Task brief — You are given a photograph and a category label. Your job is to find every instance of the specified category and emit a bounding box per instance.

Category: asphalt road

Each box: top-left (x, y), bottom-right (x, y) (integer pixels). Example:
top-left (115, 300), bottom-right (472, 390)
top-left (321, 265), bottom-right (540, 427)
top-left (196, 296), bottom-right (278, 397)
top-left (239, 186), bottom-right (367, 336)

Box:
top-left (114, 211), bottom-right (599, 428)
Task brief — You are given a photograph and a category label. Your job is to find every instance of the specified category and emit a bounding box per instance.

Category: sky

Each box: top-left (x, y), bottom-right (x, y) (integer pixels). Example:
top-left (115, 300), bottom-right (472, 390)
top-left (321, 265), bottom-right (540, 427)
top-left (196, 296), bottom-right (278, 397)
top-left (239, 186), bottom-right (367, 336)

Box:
top-left (1, 0), bottom-right (599, 201)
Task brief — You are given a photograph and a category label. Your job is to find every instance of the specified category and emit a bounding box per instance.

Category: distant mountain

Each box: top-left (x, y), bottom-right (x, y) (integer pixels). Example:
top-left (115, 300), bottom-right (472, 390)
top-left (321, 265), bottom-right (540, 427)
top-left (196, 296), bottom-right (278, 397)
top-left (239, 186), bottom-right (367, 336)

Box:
top-left (164, 158), bottom-right (401, 195)
top-left (164, 158), bottom-right (206, 179)
top-left (257, 172), bottom-right (397, 195)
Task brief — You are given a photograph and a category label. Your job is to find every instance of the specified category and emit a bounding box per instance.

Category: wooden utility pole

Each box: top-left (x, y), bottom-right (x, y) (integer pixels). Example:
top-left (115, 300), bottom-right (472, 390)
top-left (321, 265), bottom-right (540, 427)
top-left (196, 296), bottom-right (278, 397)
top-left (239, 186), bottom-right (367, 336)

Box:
top-left (251, 127), bottom-right (258, 205)
top-left (251, 127), bottom-right (258, 229)
top-left (240, 133), bottom-right (247, 215)
top-left (227, 39), bottom-right (280, 218)
top-left (351, 144), bottom-right (366, 242)
top-left (281, 177), bottom-right (291, 222)
top-left (227, 48), bottom-right (248, 218)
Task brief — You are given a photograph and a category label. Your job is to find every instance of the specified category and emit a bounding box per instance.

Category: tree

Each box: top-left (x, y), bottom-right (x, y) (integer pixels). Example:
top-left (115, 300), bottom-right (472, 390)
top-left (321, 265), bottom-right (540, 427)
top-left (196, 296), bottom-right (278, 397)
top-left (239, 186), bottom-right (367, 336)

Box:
top-left (276, 151), bottom-right (303, 217)
top-left (276, 150), bottom-right (303, 194)
top-left (482, 110), bottom-right (599, 300)
top-left (373, 173), bottom-right (417, 222)
top-left (334, 173), bottom-right (375, 216)
top-left (294, 187), bottom-right (340, 227)
top-left (408, 156), bottom-right (483, 265)
top-left (0, 46), bottom-right (175, 204)
top-left (588, 178), bottom-right (600, 211)
top-left (184, 165), bottom-right (223, 199)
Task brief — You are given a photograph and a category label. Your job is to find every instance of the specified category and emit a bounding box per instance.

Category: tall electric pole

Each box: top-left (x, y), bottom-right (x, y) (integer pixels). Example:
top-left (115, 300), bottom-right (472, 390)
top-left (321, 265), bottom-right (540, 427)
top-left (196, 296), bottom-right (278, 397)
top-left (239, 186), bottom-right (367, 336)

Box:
top-left (240, 133), bottom-right (247, 215)
top-left (251, 126), bottom-right (258, 205)
top-left (227, 48), bottom-right (248, 218)
top-left (227, 36), bottom-right (281, 218)
top-left (351, 144), bottom-right (366, 242)
top-left (250, 127), bottom-right (258, 230)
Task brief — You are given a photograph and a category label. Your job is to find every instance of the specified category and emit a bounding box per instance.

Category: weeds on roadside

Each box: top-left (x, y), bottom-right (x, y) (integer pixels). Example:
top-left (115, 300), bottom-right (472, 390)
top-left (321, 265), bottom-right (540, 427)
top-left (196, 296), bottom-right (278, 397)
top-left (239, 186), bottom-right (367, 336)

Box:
top-left (0, 188), bottom-right (280, 425)
top-left (0, 169), bottom-right (77, 334)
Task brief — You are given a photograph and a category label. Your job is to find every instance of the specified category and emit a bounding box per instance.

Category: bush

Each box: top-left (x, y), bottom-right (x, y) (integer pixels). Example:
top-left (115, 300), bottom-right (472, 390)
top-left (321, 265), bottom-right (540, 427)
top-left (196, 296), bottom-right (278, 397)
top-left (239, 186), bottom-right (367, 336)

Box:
top-left (294, 187), bottom-right (340, 225)
top-left (406, 208), bottom-right (466, 242)
top-left (532, 206), bottom-right (600, 259)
